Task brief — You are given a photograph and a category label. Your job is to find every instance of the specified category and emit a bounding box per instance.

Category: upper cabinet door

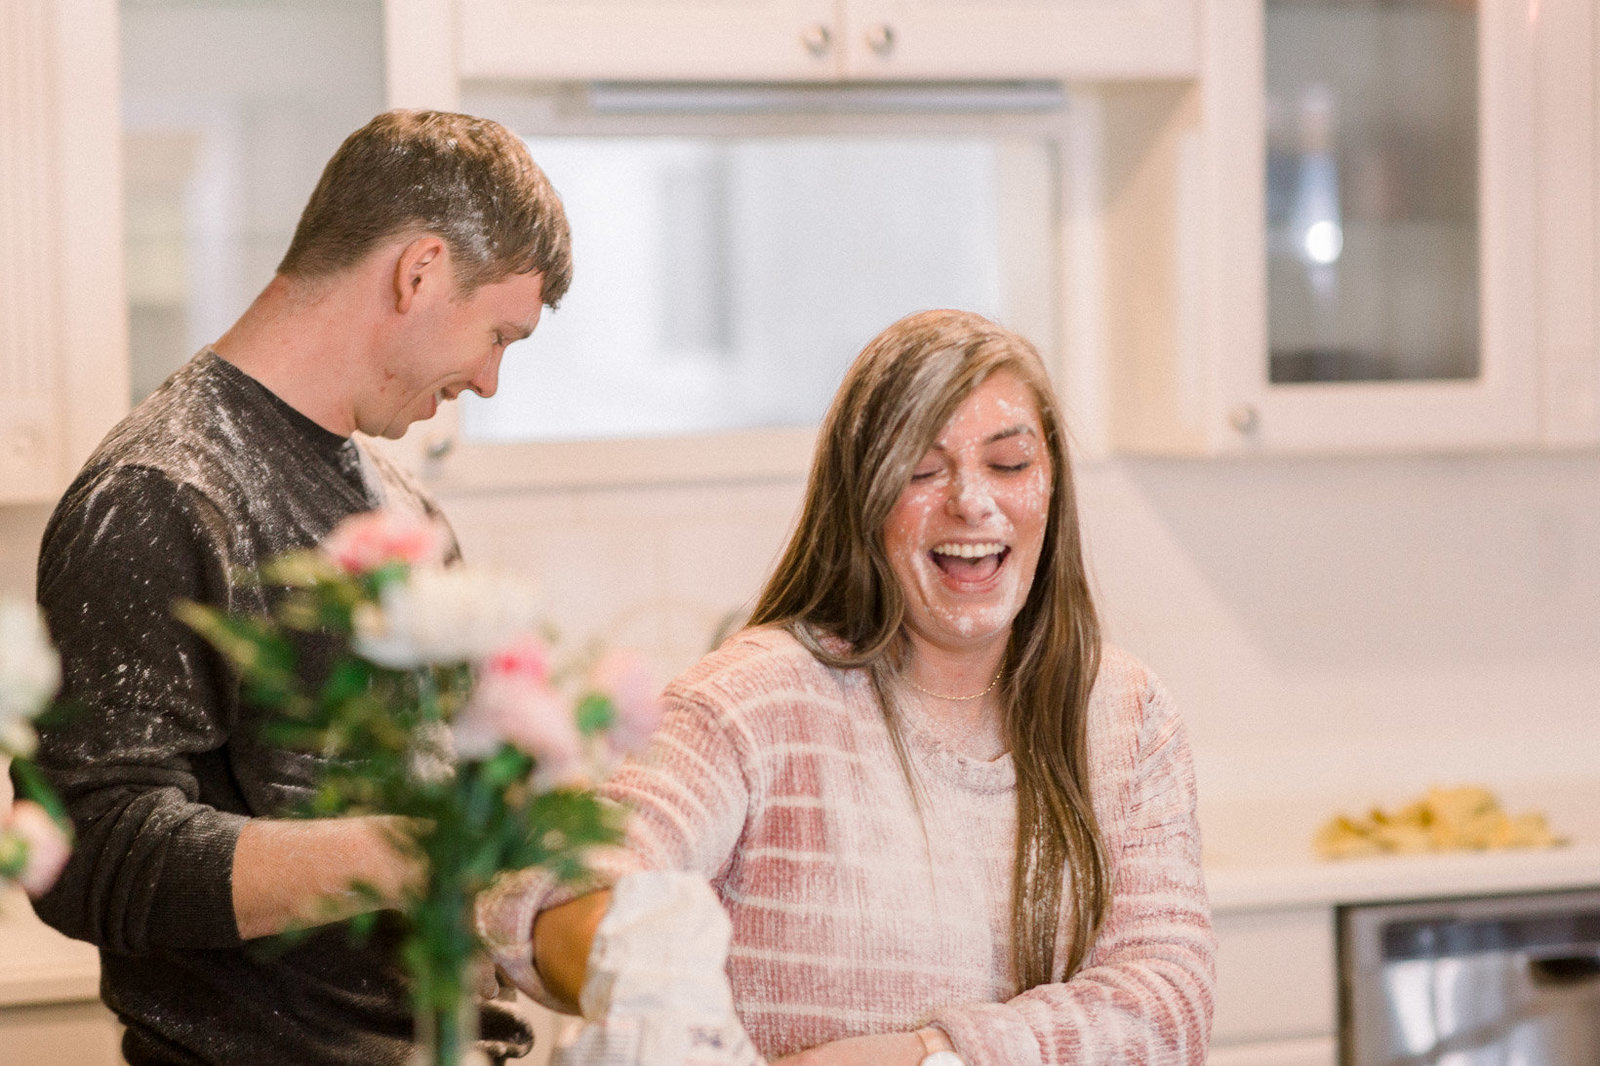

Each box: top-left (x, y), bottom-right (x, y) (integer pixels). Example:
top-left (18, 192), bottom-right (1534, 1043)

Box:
top-left (455, 0), bottom-right (1198, 83)
top-left (1105, 0), bottom-right (1594, 455)
top-left (0, 0), bottom-right (126, 504)
top-left (840, 0), bottom-right (1197, 81)
top-left (457, 1), bottom-right (845, 82)
top-left (1215, 0), bottom-right (1540, 453)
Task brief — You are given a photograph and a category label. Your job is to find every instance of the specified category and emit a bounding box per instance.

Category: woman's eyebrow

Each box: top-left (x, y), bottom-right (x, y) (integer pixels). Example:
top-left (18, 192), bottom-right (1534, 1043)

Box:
top-left (928, 424), bottom-right (1038, 452)
top-left (985, 425), bottom-right (1037, 445)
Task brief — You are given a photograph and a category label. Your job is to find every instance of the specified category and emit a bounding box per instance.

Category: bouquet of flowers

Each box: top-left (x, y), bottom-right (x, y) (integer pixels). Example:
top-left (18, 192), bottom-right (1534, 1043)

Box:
top-left (178, 509), bottom-right (661, 1066)
top-left (0, 600), bottom-right (73, 900)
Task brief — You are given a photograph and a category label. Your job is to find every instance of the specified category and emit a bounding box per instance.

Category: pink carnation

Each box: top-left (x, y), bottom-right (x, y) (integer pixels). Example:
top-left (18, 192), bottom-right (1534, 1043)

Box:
top-left (321, 509), bottom-right (447, 575)
top-left (587, 648), bottom-right (664, 756)
top-left (453, 635), bottom-right (584, 785)
top-left (3, 801), bottom-right (71, 898)
top-left (482, 633), bottom-right (552, 688)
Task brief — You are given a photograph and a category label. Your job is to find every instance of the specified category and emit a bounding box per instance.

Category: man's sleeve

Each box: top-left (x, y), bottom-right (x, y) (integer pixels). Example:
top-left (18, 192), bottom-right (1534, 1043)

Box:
top-left (30, 466), bottom-right (248, 953)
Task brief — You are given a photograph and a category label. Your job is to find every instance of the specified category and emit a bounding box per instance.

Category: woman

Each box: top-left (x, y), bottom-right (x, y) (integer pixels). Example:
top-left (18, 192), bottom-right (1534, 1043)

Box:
top-left (479, 310), bottom-right (1215, 1065)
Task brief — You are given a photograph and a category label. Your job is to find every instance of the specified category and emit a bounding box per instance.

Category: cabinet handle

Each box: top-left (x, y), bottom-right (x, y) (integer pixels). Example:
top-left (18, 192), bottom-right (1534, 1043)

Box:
top-left (865, 24), bottom-right (895, 57)
top-left (801, 23), bottom-right (832, 57)
top-left (1227, 404), bottom-right (1260, 435)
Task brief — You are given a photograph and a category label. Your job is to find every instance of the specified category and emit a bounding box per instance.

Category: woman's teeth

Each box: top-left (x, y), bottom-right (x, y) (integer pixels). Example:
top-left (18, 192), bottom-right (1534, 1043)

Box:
top-left (929, 542), bottom-right (1008, 582)
top-left (932, 542), bottom-right (1005, 559)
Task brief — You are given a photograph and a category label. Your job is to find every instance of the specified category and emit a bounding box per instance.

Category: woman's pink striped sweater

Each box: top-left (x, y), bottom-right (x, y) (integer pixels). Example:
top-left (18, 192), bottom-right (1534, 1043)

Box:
top-left (479, 627), bottom-right (1216, 1065)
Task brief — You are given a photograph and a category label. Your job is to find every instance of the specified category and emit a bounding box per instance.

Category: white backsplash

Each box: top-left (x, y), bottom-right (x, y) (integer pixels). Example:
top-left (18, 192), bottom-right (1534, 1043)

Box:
top-left (6, 450), bottom-right (1598, 821)
top-left (441, 450), bottom-right (1600, 819)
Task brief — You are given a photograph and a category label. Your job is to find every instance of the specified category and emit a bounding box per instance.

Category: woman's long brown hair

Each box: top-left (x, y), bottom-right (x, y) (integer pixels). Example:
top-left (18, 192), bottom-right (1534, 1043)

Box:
top-left (746, 309), bottom-right (1109, 989)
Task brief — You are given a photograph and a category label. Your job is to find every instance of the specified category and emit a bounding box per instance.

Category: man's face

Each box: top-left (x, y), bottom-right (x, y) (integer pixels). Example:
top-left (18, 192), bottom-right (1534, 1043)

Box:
top-left (365, 268), bottom-right (546, 440)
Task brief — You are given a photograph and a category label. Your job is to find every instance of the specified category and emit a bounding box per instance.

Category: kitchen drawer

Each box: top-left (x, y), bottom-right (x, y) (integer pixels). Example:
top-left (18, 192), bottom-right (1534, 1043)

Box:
top-left (1212, 905), bottom-right (1336, 1045)
top-left (1208, 1035), bottom-right (1336, 1066)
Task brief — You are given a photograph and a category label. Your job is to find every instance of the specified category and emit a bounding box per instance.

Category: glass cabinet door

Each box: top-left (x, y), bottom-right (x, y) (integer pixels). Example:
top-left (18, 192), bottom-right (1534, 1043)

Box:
top-left (1264, 0), bottom-right (1478, 386)
top-left (1173, 0), bottom-right (1559, 455)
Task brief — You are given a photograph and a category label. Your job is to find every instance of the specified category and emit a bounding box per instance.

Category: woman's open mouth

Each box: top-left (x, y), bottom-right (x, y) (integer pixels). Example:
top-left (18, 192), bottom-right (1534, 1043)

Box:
top-left (929, 541), bottom-right (1010, 584)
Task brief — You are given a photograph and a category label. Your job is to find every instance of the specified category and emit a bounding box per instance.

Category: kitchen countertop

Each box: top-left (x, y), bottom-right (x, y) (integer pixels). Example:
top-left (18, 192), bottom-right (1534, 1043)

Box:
top-left (1205, 837), bottom-right (1600, 913)
top-left (0, 888), bottom-right (99, 1007)
top-left (3, 785), bottom-right (1595, 1007)
top-left (1201, 780), bottom-right (1600, 914)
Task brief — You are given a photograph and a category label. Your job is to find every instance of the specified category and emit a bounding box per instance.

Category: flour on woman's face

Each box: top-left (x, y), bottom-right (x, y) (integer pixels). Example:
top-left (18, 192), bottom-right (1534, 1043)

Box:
top-left (884, 370), bottom-right (1052, 657)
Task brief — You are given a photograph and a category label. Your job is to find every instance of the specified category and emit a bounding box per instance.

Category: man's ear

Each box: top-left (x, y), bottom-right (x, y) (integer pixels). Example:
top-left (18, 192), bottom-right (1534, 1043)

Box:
top-left (392, 236), bottom-right (448, 313)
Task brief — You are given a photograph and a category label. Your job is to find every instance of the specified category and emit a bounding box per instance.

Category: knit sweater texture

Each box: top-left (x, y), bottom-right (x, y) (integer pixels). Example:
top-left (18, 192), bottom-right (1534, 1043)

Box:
top-left (30, 352), bottom-right (532, 1065)
top-left (479, 626), bottom-right (1215, 1065)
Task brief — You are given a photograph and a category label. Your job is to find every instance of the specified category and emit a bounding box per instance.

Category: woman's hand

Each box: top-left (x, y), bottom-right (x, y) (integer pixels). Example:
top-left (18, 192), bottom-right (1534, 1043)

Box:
top-left (769, 1031), bottom-right (929, 1066)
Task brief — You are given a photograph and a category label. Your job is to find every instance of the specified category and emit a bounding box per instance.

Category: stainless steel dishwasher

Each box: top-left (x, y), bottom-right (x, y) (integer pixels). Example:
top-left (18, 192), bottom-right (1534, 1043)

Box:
top-left (1340, 888), bottom-right (1600, 1065)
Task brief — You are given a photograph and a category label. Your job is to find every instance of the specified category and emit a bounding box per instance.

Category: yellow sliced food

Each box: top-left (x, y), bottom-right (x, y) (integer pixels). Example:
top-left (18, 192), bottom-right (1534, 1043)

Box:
top-left (1312, 785), bottom-right (1567, 860)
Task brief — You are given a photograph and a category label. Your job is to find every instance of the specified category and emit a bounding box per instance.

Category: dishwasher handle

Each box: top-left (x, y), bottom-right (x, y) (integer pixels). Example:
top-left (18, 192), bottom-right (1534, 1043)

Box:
top-left (1528, 950), bottom-right (1600, 985)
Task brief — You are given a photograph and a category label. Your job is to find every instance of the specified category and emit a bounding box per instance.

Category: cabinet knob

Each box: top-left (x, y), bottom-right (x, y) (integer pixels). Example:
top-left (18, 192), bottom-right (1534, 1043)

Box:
top-left (801, 23), bottom-right (832, 57)
top-left (1228, 404), bottom-right (1261, 435)
top-left (865, 24), bottom-right (895, 57)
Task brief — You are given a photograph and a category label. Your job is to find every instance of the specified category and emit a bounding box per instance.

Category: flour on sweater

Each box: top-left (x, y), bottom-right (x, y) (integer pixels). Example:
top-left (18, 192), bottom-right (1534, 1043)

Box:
top-left (34, 351), bottom-right (530, 1065)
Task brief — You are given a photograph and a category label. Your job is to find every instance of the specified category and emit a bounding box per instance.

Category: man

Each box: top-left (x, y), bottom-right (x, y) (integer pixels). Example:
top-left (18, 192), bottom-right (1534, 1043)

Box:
top-left (28, 109), bottom-right (571, 1065)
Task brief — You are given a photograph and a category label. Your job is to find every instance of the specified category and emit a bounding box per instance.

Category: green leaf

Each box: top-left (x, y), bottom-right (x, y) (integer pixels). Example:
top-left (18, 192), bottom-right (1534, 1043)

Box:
top-left (0, 832), bottom-right (27, 878)
top-left (318, 658), bottom-right (377, 712)
top-left (574, 693), bottom-right (615, 736)
top-left (368, 561), bottom-right (412, 594)
top-left (174, 601), bottom-right (300, 708)
top-left (10, 758), bottom-right (70, 828)
top-left (259, 550), bottom-right (341, 589)
top-left (474, 747), bottom-right (533, 790)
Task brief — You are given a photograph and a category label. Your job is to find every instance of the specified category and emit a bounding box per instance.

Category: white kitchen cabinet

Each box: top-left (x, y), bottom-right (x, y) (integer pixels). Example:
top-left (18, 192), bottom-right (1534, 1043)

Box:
top-left (0, 888), bottom-right (119, 1066)
top-left (455, 0), bottom-right (1197, 84)
top-left (1207, 1037), bottom-right (1336, 1066)
top-left (838, 0), bottom-right (1195, 80)
top-left (1207, 905), bottom-right (1340, 1063)
top-left (0, 1000), bottom-right (123, 1066)
top-left (0, 0), bottom-right (128, 504)
top-left (1097, 0), bottom-right (1597, 455)
top-left (1210, 905), bottom-right (1337, 1054)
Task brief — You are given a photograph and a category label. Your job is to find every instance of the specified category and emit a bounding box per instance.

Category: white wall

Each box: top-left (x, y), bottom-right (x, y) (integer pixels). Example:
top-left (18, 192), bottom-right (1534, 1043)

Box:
top-left (433, 446), bottom-right (1600, 828)
top-left (9, 443), bottom-right (1597, 828)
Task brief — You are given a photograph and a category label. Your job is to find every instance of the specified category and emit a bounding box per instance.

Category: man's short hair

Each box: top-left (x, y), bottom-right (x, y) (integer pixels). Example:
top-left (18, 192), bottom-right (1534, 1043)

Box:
top-left (278, 109), bottom-right (572, 306)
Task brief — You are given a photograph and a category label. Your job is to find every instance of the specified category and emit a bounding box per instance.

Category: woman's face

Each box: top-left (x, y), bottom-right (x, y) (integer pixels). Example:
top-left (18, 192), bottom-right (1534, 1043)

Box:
top-left (883, 370), bottom-right (1053, 659)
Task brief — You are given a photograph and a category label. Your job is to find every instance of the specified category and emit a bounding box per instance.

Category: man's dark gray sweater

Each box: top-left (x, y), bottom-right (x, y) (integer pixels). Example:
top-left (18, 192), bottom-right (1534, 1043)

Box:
top-left (30, 352), bottom-right (532, 1065)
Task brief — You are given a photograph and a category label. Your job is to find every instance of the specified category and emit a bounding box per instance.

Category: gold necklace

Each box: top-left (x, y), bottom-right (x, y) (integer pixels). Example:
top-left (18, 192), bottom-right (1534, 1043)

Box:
top-left (902, 669), bottom-right (1003, 702)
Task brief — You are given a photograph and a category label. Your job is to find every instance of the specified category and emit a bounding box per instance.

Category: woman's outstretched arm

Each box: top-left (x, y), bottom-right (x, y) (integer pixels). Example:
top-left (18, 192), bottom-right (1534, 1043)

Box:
top-left (530, 888), bottom-right (612, 1012)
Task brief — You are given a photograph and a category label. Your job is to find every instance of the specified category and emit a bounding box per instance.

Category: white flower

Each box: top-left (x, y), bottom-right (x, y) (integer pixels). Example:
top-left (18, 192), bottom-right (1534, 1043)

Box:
top-left (353, 568), bottom-right (542, 669)
top-left (0, 719), bottom-right (37, 759)
top-left (0, 601), bottom-right (60, 750)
